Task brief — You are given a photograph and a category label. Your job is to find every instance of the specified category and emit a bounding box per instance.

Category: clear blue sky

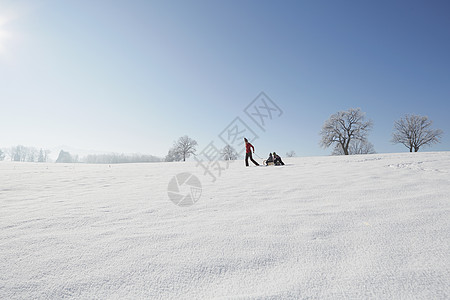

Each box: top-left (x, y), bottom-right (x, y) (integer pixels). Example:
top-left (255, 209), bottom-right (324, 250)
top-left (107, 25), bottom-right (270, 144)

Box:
top-left (1, 0), bottom-right (449, 158)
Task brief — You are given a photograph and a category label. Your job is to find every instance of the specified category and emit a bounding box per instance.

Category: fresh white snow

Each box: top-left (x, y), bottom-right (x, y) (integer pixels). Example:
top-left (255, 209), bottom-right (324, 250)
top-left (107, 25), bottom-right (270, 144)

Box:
top-left (1, 152), bottom-right (449, 299)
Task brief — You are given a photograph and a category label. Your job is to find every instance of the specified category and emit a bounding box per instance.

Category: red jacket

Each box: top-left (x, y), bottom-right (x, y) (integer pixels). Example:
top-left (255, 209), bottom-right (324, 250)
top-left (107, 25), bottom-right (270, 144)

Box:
top-left (245, 142), bottom-right (254, 154)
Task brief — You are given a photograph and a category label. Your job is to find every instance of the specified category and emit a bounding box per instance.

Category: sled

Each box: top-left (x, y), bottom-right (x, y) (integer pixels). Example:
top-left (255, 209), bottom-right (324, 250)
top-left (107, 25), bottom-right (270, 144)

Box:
top-left (263, 160), bottom-right (281, 166)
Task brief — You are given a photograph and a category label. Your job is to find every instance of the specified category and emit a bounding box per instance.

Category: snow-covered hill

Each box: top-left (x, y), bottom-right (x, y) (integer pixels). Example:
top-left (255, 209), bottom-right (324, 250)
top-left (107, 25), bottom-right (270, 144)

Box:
top-left (1, 152), bottom-right (449, 299)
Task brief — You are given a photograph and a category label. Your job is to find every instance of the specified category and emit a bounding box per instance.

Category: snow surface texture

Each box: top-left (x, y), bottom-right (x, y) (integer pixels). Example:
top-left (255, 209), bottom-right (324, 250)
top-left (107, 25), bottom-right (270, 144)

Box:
top-left (1, 152), bottom-right (449, 299)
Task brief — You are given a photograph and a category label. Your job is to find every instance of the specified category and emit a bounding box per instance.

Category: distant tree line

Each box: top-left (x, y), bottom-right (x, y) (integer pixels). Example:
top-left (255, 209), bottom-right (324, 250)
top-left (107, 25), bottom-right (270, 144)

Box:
top-left (83, 153), bottom-right (161, 164)
top-left (1, 146), bottom-right (51, 162)
top-left (0, 147), bottom-right (161, 164)
top-left (54, 150), bottom-right (161, 164)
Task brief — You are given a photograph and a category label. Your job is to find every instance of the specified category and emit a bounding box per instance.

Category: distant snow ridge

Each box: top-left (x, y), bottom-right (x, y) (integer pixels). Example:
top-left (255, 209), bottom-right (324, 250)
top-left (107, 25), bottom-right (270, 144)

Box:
top-left (0, 152), bottom-right (449, 299)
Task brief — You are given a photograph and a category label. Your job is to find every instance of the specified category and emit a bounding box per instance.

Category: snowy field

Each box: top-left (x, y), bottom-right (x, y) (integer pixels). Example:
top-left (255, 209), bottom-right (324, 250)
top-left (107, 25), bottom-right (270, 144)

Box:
top-left (1, 152), bottom-right (449, 299)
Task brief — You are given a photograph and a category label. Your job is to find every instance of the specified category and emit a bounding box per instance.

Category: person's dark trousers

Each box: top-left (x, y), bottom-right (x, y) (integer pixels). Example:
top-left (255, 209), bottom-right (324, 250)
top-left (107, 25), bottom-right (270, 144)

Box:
top-left (245, 152), bottom-right (259, 166)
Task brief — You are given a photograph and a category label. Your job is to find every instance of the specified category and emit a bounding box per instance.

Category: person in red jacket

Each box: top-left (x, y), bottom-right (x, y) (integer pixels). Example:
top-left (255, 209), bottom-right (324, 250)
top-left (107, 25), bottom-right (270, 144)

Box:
top-left (244, 138), bottom-right (259, 167)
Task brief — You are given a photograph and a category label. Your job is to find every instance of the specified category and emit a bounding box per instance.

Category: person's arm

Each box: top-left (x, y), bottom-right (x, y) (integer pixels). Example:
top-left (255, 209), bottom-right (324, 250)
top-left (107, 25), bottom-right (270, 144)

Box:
top-left (251, 144), bottom-right (255, 153)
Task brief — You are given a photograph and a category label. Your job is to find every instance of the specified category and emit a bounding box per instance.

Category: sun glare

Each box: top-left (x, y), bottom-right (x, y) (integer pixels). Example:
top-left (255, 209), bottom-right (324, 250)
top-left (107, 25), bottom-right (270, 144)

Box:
top-left (0, 9), bottom-right (16, 56)
top-left (0, 17), bottom-right (10, 55)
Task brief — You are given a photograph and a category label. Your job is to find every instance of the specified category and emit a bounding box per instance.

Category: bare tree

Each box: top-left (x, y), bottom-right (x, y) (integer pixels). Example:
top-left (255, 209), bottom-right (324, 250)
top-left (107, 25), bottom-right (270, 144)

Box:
top-left (37, 149), bottom-right (52, 162)
top-left (320, 108), bottom-right (373, 155)
top-left (10, 146), bottom-right (19, 161)
top-left (222, 145), bottom-right (238, 160)
top-left (44, 149), bottom-right (51, 162)
top-left (286, 150), bottom-right (296, 157)
top-left (392, 114), bottom-right (443, 152)
top-left (2, 148), bottom-right (11, 161)
top-left (332, 139), bottom-right (376, 155)
top-left (165, 148), bottom-right (183, 162)
top-left (38, 149), bottom-right (45, 162)
top-left (0, 149), bottom-right (4, 161)
top-left (166, 135), bottom-right (198, 162)
top-left (26, 147), bottom-right (38, 162)
top-left (11, 145), bottom-right (28, 162)
top-left (177, 135), bottom-right (197, 161)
